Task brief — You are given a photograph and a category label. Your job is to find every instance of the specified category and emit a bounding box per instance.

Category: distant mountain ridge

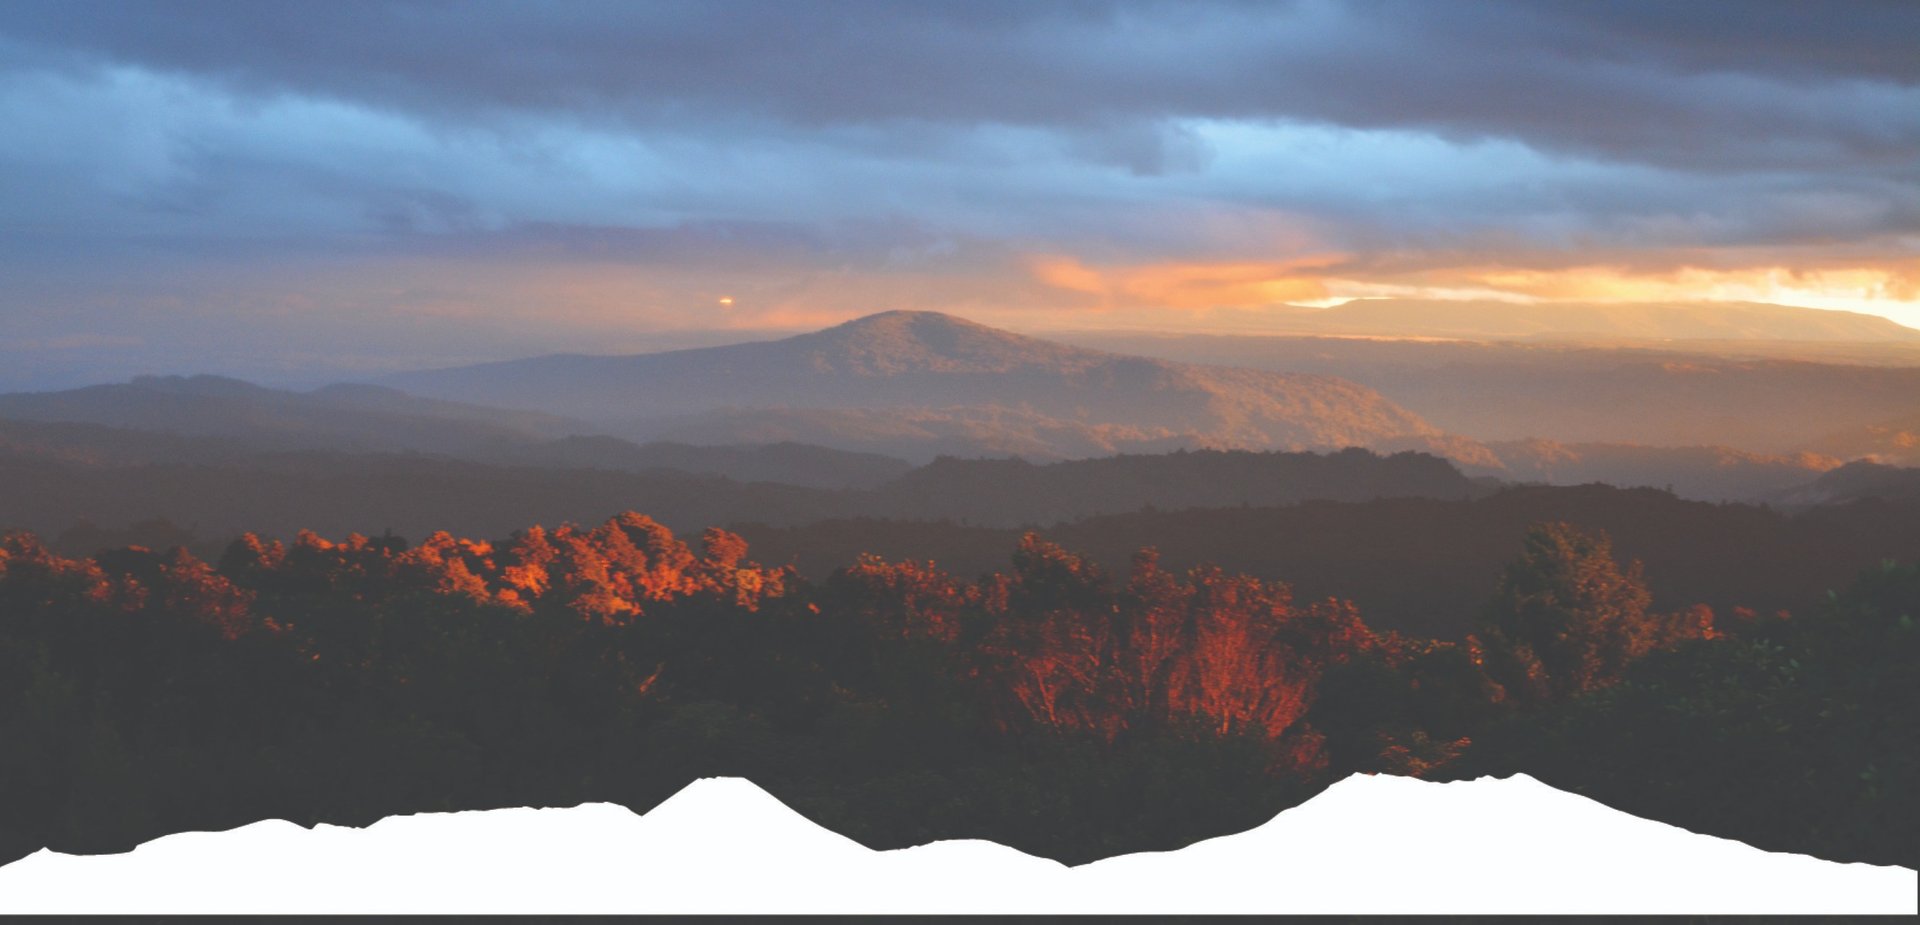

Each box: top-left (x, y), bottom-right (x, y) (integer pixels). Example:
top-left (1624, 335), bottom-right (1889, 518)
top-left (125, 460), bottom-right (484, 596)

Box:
top-left (0, 377), bottom-right (913, 490)
top-left (381, 310), bottom-right (1496, 465)
top-left (0, 375), bottom-right (587, 455)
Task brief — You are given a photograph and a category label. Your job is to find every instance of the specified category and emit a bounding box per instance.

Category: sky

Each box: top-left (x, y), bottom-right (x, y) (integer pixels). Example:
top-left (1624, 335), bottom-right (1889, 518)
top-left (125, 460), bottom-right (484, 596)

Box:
top-left (3, 0), bottom-right (1919, 386)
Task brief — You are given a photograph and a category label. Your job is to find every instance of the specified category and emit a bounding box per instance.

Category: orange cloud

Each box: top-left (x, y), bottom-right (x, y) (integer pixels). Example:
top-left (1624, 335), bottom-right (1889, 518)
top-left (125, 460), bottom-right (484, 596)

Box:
top-left (1027, 255), bottom-right (1343, 310)
top-left (1029, 256), bottom-right (1109, 296)
top-left (1349, 261), bottom-right (1920, 319)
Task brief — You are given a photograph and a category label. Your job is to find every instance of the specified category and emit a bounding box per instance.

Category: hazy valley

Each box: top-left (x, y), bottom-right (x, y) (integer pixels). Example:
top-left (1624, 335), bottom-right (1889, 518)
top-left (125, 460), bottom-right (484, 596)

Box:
top-left (6, 307), bottom-right (1920, 518)
top-left (5, 305), bottom-right (1920, 646)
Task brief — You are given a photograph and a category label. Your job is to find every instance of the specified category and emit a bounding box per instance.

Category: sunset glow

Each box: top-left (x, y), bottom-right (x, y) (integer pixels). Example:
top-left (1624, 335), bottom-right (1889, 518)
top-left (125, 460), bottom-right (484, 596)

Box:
top-left (1020, 258), bottom-right (1920, 329)
top-left (1, 1), bottom-right (1916, 379)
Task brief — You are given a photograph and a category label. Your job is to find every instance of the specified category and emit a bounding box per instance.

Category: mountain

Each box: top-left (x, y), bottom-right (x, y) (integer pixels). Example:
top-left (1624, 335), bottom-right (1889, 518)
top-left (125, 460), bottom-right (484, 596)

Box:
top-left (1253, 299), bottom-right (1920, 342)
top-left (382, 310), bottom-right (1495, 465)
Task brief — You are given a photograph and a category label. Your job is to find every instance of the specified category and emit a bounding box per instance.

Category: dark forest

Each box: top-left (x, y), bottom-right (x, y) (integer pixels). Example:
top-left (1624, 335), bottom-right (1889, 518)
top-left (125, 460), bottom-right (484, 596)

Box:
top-left (3, 511), bottom-right (1911, 868)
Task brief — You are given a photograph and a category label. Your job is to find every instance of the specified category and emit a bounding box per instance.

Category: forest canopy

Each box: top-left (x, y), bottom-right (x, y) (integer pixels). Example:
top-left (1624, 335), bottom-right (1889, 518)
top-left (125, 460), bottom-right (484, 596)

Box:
top-left (0, 513), bottom-right (1911, 868)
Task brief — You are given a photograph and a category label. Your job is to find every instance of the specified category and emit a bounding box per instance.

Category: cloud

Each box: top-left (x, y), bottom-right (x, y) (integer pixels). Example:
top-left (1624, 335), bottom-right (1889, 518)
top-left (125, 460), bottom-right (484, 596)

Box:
top-left (1, 1), bottom-right (1917, 384)
top-left (7, 0), bottom-right (1916, 170)
top-left (1352, 261), bottom-right (1920, 315)
top-left (1029, 255), bottom-right (1338, 310)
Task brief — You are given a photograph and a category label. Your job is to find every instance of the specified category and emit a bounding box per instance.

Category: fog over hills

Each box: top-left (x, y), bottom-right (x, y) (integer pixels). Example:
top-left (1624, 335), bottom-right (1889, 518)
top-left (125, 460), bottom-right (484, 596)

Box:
top-left (6, 307), bottom-right (1919, 502)
top-left (1054, 331), bottom-right (1920, 455)
top-left (1805, 410), bottom-right (1920, 467)
top-left (381, 311), bottom-right (1495, 466)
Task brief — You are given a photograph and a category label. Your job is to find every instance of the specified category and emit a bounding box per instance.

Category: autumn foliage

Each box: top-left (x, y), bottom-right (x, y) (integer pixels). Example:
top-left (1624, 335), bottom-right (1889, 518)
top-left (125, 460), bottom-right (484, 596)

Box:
top-left (0, 513), bottom-right (1906, 868)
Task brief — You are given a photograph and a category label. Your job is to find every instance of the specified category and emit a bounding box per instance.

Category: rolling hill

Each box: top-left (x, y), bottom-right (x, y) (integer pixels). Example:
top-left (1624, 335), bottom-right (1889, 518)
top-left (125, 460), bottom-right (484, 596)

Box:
top-left (0, 375), bottom-right (588, 455)
top-left (0, 378), bottom-right (914, 490)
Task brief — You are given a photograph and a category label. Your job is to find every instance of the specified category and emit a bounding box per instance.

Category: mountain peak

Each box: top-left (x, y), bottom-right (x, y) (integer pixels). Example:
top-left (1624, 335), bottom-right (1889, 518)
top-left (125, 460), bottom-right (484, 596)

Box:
top-left (829, 309), bottom-right (982, 329)
top-left (789, 310), bottom-right (1094, 375)
top-left (813, 310), bottom-right (1024, 345)
top-left (377, 311), bottom-right (1477, 463)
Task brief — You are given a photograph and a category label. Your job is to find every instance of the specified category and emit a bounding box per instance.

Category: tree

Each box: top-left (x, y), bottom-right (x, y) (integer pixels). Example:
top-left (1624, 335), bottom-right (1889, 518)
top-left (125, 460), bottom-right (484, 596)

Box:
top-left (1476, 522), bottom-right (1712, 705)
top-left (1459, 560), bottom-right (1918, 869)
top-left (1476, 522), bottom-right (1653, 703)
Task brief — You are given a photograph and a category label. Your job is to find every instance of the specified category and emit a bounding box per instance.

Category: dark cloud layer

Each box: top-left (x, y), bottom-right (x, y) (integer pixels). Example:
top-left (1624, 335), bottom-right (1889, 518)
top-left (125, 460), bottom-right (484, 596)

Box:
top-left (9, 0), bottom-right (1917, 170)
top-left (1, 1), bottom-right (1917, 383)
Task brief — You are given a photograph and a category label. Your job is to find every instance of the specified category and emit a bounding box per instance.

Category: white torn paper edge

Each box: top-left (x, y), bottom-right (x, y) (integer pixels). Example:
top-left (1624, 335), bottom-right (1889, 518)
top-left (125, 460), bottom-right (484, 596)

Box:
top-left (0, 773), bottom-right (1911, 914)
